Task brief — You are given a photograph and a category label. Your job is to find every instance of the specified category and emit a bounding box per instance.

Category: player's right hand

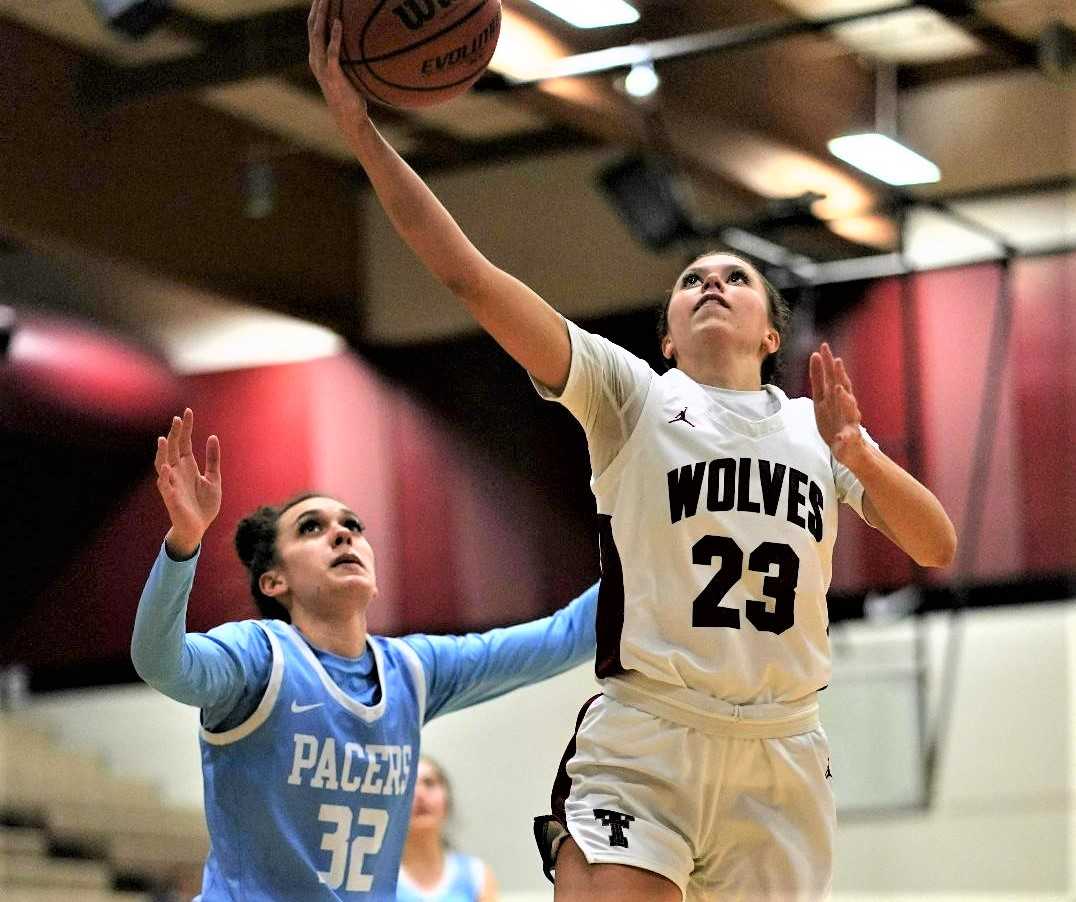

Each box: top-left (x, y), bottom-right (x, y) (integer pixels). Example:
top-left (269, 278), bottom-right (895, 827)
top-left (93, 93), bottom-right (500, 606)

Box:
top-left (308, 0), bottom-right (369, 132)
top-left (154, 408), bottom-right (221, 558)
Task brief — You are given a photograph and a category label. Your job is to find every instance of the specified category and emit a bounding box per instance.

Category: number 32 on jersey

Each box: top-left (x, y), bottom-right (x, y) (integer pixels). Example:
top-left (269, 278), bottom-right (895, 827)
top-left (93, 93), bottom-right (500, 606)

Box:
top-left (317, 804), bottom-right (388, 892)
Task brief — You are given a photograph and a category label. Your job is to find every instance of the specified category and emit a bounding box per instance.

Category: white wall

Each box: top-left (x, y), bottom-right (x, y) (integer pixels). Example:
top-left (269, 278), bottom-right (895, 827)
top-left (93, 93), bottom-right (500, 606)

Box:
top-left (827, 603), bottom-right (1074, 896)
top-left (14, 601), bottom-right (1074, 900)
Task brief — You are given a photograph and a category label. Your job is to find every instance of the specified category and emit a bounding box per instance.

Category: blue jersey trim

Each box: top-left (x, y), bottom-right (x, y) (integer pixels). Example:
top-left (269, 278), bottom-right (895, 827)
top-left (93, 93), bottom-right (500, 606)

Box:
top-left (279, 625), bottom-right (390, 723)
top-left (200, 621), bottom-right (284, 746)
top-left (389, 637), bottom-right (428, 726)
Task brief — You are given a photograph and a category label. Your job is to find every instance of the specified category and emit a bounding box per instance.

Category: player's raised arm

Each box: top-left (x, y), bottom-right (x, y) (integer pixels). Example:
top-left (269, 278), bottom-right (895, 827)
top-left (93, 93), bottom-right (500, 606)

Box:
top-left (154, 408), bottom-right (222, 559)
top-left (810, 343), bottom-right (957, 568)
top-left (307, 0), bottom-right (571, 392)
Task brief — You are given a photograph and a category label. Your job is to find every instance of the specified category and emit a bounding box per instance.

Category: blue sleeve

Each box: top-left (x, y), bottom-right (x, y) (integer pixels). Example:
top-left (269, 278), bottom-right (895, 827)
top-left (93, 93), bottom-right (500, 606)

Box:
top-left (131, 543), bottom-right (272, 730)
top-left (402, 582), bottom-right (598, 723)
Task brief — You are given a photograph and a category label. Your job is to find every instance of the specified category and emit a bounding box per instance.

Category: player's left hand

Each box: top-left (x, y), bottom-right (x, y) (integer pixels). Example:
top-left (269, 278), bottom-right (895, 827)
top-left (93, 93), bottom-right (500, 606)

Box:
top-left (308, 0), bottom-right (369, 134)
top-left (810, 343), bottom-right (866, 466)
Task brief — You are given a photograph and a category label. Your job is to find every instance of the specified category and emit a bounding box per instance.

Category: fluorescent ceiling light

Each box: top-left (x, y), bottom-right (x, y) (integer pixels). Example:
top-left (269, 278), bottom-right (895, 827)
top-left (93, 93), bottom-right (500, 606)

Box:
top-left (624, 62), bottom-right (659, 98)
top-left (828, 133), bottom-right (941, 186)
top-left (527, 0), bottom-right (640, 29)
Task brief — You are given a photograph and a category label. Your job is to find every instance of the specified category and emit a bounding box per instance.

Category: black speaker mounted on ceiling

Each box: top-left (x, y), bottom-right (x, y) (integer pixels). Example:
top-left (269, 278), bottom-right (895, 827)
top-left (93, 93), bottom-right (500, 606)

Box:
top-left (89, 0), bottom-right (172, 39)
top-left (597, 155), bottom-right (700, 252)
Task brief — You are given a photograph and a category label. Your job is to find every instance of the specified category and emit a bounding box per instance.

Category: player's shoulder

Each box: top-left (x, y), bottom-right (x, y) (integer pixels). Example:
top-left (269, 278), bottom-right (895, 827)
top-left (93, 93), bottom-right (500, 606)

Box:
top-left (204, 617), bottom-right (276, 656)
top-left (569, 319), bottom-right (654, 373)
top-left (371, 634), bottom-right (429, 682)
top-left (777, 390), bottom-right (815, 413)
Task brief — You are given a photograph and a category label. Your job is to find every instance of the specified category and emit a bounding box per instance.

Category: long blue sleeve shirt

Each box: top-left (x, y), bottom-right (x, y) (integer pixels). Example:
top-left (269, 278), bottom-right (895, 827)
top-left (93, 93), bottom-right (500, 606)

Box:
top-left (130, 545), bottom-right (597, 900)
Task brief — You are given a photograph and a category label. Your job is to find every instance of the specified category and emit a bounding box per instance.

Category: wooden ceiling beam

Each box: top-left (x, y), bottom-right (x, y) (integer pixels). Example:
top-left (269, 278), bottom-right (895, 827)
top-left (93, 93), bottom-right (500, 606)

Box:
top-left (915, 2), bottom-right (1040, 67)
top-left (0, 19), bottom-right (363, 340)
top-left (77, 6), bottom-right (309, 108)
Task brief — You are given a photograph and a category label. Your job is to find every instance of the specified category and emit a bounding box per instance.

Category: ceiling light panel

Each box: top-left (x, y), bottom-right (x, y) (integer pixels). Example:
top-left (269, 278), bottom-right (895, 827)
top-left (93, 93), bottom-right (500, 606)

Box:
top-left (526, 0), bottom-right (639, 29)
top-left (829, 133), bottom-right (941, 186)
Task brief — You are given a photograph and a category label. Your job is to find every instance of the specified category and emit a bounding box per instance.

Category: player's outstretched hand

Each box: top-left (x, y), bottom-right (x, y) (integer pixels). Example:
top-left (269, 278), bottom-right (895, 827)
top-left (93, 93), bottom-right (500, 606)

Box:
top-left (809, 343), bottom-right (866, 467)
top-left (308, 0), bottom-right (369, 132)
top-left (154, 408), bottom-right (221, 559)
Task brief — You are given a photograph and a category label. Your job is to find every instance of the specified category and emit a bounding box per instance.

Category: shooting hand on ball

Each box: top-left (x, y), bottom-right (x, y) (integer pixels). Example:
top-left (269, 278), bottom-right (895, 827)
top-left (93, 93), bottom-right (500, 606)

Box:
top-left (308, 0), bottom-right (369, 132)
top-left (154, 408), bottom-right (221, 560)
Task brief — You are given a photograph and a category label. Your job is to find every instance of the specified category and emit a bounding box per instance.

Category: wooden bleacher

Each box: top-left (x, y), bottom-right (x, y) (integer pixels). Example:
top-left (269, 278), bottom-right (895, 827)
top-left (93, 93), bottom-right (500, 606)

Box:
top-left (1, 718), bottom-right (206, 900)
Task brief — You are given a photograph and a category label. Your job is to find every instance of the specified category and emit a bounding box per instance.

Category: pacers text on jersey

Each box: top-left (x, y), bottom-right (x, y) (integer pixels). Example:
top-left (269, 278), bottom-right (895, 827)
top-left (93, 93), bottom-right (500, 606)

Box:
top-left (288, 734), bottom-right (413, 796)
top-left (668, 456), bottom-right (824, 541)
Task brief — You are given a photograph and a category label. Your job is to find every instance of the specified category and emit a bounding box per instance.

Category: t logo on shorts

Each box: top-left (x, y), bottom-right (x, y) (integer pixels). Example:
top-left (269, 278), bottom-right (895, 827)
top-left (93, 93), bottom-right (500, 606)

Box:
top-left (593, 808), bottom-right (635, 848)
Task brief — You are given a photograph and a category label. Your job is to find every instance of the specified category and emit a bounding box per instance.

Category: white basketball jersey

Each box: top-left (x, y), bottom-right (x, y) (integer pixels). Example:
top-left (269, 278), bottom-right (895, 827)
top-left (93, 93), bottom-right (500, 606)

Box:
top-left (541, 321), bottom-right (871, 708)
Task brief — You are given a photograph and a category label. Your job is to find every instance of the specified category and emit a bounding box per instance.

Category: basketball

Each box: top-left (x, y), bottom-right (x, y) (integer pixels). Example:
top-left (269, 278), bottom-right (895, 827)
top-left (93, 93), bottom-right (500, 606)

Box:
top-left (337, 0), bottom-right (501, 109)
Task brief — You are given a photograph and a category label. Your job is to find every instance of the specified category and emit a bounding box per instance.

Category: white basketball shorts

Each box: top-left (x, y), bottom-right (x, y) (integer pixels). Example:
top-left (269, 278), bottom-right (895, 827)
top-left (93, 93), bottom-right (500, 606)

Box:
top-left (535, 688), bottom-right (835, 902)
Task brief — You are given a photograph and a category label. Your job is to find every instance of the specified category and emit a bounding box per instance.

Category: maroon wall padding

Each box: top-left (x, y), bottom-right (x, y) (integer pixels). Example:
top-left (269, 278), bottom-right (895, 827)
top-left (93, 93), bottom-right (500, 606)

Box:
top-left (827, 251), bottom-right (1076, 592)
top-left (827, 277), bottom-right (916, 594)
top-left (6, 351), bottom-right (575, 671)
top-left (0, 313), bottom-right (181, 445)
top-left (913, 264), bottom-right (1025, 583)
top-left (387, 398), bottom-right (464, 632)
top-left (1010, 253), bottom-right (1076, 574)
top-left (5, 252), bottom-right (1074, 674)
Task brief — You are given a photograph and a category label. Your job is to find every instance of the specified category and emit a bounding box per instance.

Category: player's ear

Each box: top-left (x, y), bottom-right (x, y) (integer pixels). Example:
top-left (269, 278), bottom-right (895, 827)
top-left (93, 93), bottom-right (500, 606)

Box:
top-left (260, 569), bottom-right (288, 599)
top-left (661, 333), bottom-right (676, 364)
top-left (761, 327), bottom-right (780, 357)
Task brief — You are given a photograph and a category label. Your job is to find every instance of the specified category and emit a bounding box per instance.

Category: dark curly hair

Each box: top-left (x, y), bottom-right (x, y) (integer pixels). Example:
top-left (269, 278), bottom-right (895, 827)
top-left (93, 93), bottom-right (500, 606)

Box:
top-left (657, 250), bottom-right (791, 385)
top-left (234, 492), bottom-right (328, 621)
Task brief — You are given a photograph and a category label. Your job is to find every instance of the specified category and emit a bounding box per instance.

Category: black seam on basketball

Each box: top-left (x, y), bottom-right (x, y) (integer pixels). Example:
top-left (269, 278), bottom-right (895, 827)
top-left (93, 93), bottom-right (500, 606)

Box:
top-left (358, 42), bottom-right (497, 93)
top-left (351, 0), bottom-right (491, 65)
top-left (356, 12), bottom-right (498, 94)
top-left (344, 62), bottom-right (391, 108)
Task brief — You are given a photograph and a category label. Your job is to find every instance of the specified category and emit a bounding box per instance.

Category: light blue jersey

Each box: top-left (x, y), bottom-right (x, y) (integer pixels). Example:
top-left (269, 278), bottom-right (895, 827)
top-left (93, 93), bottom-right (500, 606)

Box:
top-left (199, 621), bottom-right (426, 900)
top-left (397, 851), bottom-right (484, 901)
top-left (132, 545), bottom-right (598, 902)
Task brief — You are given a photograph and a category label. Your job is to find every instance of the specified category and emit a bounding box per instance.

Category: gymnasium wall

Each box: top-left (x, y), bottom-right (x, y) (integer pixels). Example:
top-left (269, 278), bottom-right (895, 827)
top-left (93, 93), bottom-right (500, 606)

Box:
top-left (0, 349), bottom-right (594, 676)
top-left (2, 251), bottom-right (1073, 677)
top-left (16, 597), bottom-right (1076, 899)
top-left (827, 251), bottom-right (1076, 593)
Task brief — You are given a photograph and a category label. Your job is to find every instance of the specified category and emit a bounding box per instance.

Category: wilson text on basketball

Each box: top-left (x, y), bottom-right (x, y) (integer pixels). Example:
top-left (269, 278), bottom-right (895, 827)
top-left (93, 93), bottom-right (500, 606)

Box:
top-left (392, 0), bottom-right (464, 31)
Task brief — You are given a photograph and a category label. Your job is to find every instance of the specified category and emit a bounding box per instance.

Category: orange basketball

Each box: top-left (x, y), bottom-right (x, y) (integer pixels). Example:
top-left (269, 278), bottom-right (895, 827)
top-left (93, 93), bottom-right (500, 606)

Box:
top-left (338, 0), bottom-right (501, 109)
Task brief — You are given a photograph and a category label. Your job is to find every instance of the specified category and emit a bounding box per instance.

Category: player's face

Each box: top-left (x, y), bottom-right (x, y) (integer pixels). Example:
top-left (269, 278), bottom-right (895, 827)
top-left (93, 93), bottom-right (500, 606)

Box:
top-left (664, 254), bottom-right (777, 368)
top-left (409, 759), bottom-right (449, 833)
top-left (270, 496), bottom-right (378, 611)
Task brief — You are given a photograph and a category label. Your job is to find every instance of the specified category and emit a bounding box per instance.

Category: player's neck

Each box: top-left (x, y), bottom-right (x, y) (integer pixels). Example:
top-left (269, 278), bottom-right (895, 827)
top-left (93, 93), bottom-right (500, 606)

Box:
top-left (291, 609), bottom-right (369, 658)
top-left (678, 352), bottom-right (764, 391)
top-left (401, 832), bottom-right (445, 886)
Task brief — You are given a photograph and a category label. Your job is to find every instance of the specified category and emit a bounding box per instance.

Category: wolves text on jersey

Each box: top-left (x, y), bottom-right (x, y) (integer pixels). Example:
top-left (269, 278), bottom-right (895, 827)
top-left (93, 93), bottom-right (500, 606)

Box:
top-left (287, 734), bottom-right (412, 796)
top-left (668, 456), bottom-right (824, 542)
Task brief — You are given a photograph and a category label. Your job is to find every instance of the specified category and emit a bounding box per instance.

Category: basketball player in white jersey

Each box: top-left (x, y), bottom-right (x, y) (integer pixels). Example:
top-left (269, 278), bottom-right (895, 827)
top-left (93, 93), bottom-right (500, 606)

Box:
top-left (309, 2), bottom-right (957, 898)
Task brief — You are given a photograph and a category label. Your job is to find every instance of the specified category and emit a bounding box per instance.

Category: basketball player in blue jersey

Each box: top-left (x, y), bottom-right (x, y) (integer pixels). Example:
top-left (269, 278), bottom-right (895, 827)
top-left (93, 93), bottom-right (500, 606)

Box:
top-left (398, 757), bottom-right (496, 901)
top-left (132, 409), bottom-right (599, 900)
top-left (309, 1), bottom-right (957, 897)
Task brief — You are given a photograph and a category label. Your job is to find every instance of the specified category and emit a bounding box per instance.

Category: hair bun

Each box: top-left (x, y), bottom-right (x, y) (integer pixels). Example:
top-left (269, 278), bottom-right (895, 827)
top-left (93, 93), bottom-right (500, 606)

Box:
top-left (234, 516), bottom-right (259, 568)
